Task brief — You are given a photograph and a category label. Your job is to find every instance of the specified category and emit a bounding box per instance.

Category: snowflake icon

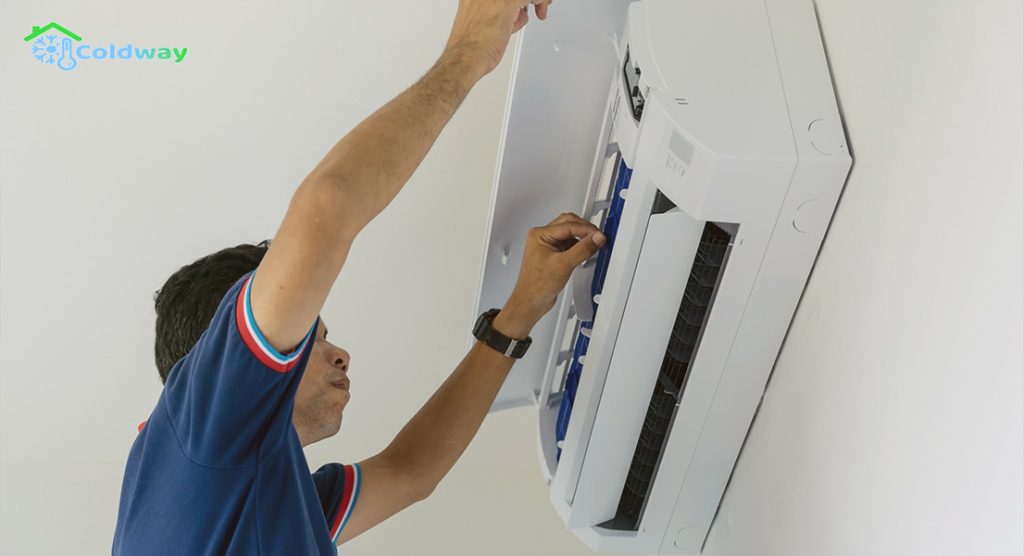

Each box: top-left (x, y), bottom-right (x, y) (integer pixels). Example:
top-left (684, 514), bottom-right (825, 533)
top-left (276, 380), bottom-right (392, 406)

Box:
top-left (31, 34), bottom-right (59, 65)
top-left (24, 24), bottom-right (83, 70)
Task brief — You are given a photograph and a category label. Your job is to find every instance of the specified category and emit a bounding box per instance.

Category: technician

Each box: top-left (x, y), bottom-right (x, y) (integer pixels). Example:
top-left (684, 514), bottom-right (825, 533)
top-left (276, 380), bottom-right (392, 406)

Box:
top-left (112, 0), bottom-right (607, 554)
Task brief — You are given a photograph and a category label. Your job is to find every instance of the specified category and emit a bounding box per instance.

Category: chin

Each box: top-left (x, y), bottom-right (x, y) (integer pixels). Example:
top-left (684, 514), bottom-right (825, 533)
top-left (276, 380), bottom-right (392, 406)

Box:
top-left (328, 415), bottom-right (343, 437)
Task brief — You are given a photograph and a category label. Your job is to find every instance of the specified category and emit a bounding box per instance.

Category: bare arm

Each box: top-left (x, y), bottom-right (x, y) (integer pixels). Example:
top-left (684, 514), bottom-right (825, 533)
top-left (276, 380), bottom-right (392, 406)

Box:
top-left (339, 331), bottom-right (524, 544)
top-left (307, 0), bottom-right (553, 235)
top-left (301, 50), bottom-right (485, 240)
top-left (341, 214), bottom-right (606, 544)
top-left (249, 0), bottom-right (547, 355)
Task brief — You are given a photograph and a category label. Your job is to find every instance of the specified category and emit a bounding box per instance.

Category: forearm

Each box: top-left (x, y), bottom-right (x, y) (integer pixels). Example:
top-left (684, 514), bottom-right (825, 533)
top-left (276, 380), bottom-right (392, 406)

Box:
top-left (302, 48), bottom-right (487, 236)
top-left (383, 304), bottom-right (537, 492)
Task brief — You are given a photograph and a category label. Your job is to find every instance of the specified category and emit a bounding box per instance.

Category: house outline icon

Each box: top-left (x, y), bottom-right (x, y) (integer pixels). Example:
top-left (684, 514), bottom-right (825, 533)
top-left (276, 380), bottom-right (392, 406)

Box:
top-left (23, 23), bottom-right (82, 42)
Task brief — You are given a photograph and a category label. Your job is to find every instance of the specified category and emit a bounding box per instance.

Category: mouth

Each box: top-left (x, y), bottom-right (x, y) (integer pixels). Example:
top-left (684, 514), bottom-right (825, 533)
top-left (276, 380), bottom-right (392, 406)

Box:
top-left (331, 376), bottom-right (351, 391)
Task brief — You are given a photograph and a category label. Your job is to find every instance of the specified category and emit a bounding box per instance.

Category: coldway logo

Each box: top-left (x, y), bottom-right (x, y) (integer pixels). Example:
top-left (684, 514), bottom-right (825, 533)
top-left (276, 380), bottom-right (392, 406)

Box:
top-left (25, 22), bottom-right (188, 71)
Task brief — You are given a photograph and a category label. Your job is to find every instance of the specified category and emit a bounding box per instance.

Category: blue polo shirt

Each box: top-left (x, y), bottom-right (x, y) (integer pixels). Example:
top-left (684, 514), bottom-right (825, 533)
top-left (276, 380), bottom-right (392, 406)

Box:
top-left (113, 271), bottom-right (361, 555)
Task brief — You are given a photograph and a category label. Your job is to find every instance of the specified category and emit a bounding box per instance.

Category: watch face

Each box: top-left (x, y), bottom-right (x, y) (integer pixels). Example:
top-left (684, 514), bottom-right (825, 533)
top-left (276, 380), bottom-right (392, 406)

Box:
top-left (473, 309), bottom-right (499, 339)
top-left (473, 313), bottom-right (486, 336)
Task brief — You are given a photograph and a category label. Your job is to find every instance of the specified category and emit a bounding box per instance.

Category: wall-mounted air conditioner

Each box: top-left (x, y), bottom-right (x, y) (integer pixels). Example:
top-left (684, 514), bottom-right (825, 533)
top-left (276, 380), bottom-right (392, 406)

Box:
top-left (471, 0), bottom-right (851, 553)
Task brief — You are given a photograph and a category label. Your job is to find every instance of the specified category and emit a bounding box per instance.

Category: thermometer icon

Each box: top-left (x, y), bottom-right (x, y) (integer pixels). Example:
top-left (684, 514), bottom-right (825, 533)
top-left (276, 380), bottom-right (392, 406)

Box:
top-left (57, 37), bottom-right (76, 71)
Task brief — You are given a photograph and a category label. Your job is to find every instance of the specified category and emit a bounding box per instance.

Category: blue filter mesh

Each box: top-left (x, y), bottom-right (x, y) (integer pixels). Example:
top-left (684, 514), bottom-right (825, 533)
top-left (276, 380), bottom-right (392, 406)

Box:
top-left (556, 160), bottom-right (633, 460)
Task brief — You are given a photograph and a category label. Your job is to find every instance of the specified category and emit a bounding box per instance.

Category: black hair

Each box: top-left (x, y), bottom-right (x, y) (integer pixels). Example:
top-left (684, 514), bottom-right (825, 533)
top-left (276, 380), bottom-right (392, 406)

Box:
top-left (153, 240), bottom-right (270, 383)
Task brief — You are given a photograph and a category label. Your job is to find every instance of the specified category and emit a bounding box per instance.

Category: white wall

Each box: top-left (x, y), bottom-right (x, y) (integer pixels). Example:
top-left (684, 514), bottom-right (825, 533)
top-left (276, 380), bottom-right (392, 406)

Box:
top-left (0, 1), bottom-right (1020, 556)
top-left (702, 1), bottom-right (1024, 555)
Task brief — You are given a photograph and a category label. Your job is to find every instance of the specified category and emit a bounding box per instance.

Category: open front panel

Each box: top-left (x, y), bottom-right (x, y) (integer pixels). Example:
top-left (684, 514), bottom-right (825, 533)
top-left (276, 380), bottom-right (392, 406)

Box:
top-left (471, 0), bottom-right (633, 411)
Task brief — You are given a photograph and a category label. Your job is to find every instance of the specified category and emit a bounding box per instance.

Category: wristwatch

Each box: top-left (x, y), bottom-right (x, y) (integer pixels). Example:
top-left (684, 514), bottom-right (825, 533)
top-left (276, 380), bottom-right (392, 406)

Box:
top-left (473, 308), bottom-right (532, 359)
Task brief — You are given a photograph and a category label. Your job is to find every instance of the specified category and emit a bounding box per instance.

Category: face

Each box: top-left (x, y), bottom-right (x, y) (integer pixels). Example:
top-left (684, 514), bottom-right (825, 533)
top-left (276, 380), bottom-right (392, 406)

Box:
top-left (292, 320), bottom-right (351, 447)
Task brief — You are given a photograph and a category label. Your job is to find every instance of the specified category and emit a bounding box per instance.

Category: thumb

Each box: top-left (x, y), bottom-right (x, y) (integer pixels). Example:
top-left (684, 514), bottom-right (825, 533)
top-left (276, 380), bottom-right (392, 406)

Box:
top-left (563, 231), bottom-right (606, 267)
top-left (512, 7), bottom-right (528, 33)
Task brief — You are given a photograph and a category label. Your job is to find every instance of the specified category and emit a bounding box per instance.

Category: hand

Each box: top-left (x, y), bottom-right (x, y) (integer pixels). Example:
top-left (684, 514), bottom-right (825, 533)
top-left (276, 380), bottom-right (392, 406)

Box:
top-left (495, 213), bottom-right (606, 339)
top-left (442, 0), bottom-right (553, 79)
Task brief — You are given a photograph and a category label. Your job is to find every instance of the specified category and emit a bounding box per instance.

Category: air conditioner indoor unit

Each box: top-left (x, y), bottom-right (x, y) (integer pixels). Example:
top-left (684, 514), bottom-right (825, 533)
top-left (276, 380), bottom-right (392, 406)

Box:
top-left (470, 0), bottom-right (851, 553)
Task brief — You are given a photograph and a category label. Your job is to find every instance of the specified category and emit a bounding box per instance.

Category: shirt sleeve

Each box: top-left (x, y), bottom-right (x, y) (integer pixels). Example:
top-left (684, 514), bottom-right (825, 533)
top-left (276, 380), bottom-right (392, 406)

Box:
top-left (312, 463), bottom-right (362, 545)
top-left (161, 270), bottom-right (319, 467)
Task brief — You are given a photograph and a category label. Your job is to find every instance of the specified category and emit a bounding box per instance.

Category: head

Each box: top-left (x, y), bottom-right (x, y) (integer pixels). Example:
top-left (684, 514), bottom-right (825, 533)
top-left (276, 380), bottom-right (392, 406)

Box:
top-left (154, 241), bottom-right (352, 446)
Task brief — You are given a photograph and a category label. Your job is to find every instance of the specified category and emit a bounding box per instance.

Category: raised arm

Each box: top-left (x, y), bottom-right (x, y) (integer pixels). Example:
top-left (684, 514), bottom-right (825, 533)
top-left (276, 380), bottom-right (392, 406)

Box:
top-left (250, 0), bottom-right (551, 353)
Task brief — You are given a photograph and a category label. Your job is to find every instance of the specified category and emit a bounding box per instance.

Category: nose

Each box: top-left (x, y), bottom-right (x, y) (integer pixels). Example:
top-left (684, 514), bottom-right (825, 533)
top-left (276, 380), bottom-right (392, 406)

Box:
top-left (331, 347), bottom-right (351, 372)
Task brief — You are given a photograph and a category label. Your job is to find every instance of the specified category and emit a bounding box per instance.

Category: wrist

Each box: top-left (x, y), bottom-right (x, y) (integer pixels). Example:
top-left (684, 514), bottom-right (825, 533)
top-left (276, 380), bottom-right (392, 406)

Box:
top-left (491, 303), bottom-right (538, 340)
top-left (436, 44), bottom-right (491, 83)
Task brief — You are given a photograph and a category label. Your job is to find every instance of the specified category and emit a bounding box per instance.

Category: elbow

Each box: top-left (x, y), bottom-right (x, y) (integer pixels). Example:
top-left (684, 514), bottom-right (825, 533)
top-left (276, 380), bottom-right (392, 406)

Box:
top-left (379, 449), bottom-right (439, 504)
top-left (403, 464), bottom-right (438, 503)
top-left (412, 481), bottom-right (435, 504)
top-left (292, 178), bottom-right (366, 241)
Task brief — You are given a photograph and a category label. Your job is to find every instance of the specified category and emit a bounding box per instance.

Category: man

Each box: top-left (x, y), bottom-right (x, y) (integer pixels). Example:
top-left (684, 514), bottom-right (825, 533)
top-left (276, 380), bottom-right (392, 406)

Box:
top-left (112, 0), bottom-right (608, 554)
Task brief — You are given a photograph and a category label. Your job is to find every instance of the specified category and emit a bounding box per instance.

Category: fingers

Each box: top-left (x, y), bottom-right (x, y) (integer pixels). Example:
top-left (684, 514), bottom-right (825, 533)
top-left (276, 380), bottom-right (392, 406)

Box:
top-left (563, 230), bottom-right (606, 267)
top-left (535, 0), bottom-right (549, 20)
top-left (542, 213), bottom-right (604, 248)
top-left (512, 7), bottom-right (529, 33)
top-left (511, 0), bottom-right (544, 11)
top-left (547, 211), bottom-right (591, 227)
top-left (538, 219), bottom-right (599, 242)
top-left (511, 0), bottom-right (551, 23)
top-left (533, 212), bottom-right (606, 267)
